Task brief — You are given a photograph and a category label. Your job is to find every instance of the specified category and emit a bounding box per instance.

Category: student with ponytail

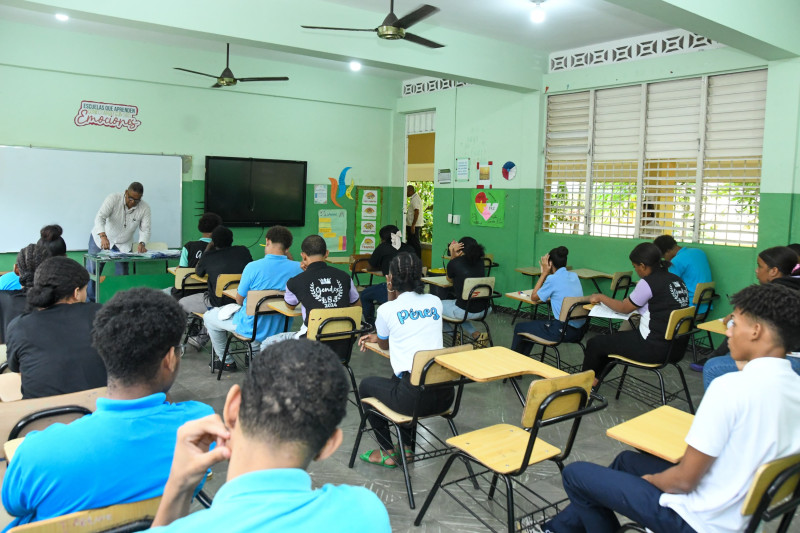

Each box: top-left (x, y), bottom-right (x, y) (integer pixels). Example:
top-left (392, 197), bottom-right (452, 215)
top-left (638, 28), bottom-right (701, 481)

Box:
top-left (356, 252), bottom-right (448, 468)
top-left (6, 257), bottom-right (106, 399)
top-left (582, 242), bottom-right (690, 385)
top-left (0, 244), bottom-right (51, 343)
top-left (0, 225), bottom-right (65, 292)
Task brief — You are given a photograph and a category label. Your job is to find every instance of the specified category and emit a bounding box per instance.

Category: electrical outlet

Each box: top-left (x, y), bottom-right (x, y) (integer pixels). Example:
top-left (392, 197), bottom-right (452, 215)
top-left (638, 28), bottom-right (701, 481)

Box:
top-left (447, 214), bottom-right (453, 223)
top-left (453, 214), bottom-right (461, 224)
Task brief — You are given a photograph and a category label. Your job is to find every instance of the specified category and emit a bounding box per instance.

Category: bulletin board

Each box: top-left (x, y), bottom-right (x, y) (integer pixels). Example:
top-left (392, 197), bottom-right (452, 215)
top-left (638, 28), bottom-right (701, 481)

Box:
top-left (318, 209), bottom-right (348, 252)
top-left (355, 187), bottom-right (382, 254)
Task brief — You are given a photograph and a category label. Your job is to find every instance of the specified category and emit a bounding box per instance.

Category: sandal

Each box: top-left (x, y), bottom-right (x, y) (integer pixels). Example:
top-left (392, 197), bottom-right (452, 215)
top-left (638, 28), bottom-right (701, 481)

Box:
top-left (359, 449), bottom-right (398, 469)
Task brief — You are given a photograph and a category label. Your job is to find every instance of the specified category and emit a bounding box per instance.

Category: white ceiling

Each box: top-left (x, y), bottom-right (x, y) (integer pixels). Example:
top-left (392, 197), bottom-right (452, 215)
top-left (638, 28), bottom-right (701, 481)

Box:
top-left (1, 0), bottom-right (677, 81)
top-left (322, 0), bottom-right (675, 53)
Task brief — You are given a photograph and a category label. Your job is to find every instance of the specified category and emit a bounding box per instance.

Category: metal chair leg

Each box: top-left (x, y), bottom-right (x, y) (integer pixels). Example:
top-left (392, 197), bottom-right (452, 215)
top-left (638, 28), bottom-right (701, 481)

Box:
top-left (655, 369), bottom-right (667, 406)
top-left (446, 418), bottom-right (479, 489)
top-left (675, 364), bottom-right (695, 413)
top-left (552, 346), bottom-right (562, 370)
top-left (348, 409), bottom-right (369, 468)
top-left (413, 453), bottom-right (460, 526)
top-left (394, 423), bottom-right (415, 508)
top-left (503, 474), bottom-right (516, 533)
top-left (217, 336), bottom-right (234, 381)
top-left (511, 301), bottom-right (523, 325)
top-left (345, 365), bottom-right (364, 418)
top-left (615, 366), bottom-right (628, 400)
top-left (488, 473), bottom-right (500, 501)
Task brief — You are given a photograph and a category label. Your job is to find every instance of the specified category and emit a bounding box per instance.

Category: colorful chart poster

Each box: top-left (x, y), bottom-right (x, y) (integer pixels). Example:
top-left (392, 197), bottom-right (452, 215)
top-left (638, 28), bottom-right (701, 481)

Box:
top-left (318, 209), bottom-right (347, 251)
top-left (356, 187), bottom-right (382, 255)
top-left (470, 189), bottom-right (505, 228)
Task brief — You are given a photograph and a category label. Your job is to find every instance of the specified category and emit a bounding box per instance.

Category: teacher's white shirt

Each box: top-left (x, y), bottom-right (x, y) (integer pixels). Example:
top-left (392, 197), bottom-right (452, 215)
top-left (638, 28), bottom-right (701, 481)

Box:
top-left (91, 192), bottom-right (152, 252)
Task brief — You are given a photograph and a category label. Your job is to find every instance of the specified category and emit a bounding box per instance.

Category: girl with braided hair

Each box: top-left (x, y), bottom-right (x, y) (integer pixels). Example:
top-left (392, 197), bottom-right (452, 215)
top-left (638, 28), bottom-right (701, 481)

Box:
top-left (356, 252), bottom-right (449, 468)
top-left (0, 243), bottom-right (51, 343)
top-left (0, 225), bottom-right (66, 292)
top-left (6, 257), bottom-right (106, 399)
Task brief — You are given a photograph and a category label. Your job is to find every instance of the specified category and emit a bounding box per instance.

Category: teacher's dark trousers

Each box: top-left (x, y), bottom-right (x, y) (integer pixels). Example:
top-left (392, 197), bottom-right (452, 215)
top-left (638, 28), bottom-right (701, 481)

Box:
top-left (406, 225), bottom-right (422, 258)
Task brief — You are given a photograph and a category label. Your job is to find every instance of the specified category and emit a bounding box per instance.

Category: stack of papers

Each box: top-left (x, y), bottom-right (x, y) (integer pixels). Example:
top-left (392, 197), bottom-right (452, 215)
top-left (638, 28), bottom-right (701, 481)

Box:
top-left (588, 303), bottom-right (635, 320)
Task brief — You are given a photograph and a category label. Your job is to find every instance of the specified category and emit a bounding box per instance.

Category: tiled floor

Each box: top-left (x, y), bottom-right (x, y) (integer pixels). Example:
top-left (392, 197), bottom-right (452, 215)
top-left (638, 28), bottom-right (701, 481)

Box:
top-left (169, 311), bottom-right (711, 532)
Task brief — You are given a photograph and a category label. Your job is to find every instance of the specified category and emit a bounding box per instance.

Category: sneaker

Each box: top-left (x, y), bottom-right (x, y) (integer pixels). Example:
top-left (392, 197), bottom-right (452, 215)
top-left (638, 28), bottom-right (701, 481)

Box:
top-left (209, 360), bottom-right (238, 372)
top-left (517, 514), bottom-right (552, 533)
top-left (690, 358), bottom-right (707, 372)
top-left (187, 335), bottom-right (209, 351)
top-left (472, 332), bottom-right (490, 348)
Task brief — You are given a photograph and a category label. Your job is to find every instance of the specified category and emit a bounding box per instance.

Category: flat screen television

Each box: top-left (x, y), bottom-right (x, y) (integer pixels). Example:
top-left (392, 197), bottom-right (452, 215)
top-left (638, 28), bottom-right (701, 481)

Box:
top-left (205, 156), bottom-right (307, 227)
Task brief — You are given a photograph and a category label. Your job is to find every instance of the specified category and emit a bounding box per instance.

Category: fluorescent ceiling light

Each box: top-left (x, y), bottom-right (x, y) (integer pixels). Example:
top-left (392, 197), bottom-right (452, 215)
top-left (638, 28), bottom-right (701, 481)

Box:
top-left (55, 13), bottom-right (69, 22)
top-left (349, 61), bottom-right (362, 72)
top-left (530, 2), bottom-right (545, 24)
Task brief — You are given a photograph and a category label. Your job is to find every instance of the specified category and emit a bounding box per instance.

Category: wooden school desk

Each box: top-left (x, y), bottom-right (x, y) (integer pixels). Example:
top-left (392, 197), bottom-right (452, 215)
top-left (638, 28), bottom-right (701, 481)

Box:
top-left (572, 268), bottom-right (614, 293)
top-left (698, 318), bottom-right (728, 335)
top-left (435, 346), bottom-right (567, 405)
top-left (504, 289), bottom-right (545, 324)
top-left (606, 405), bottom-right (694, 463)
top-left (421, 276), bottom-right (453, 288)
top-left (267, 300), bottom-right (302, 332)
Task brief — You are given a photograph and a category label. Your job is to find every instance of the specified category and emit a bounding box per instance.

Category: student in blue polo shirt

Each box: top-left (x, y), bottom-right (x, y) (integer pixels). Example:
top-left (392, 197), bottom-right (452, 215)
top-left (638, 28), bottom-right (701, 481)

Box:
top-left (511, 246), bottom-right (584, 355)
top-left (654, 235), bottom-right (712, 311)
top-left (149, 339), bottom-right (390, 532)
top-left (1, 288), bottom-right (213, 530)
top-left (203, 225), bottom-right (302, 371)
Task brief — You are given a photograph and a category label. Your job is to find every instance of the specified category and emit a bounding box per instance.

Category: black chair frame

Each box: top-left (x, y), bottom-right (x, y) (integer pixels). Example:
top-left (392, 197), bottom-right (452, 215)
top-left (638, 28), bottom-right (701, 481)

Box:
top-left (184, 277), bottom-right (241, 344)
top-left (350, 255), bottom-right (375, 288)
top-left (314, 315), bottom-right (371, 418)
top-left (595, 315), bottom-right (696, 413)
top-left (348, 358), bottom-right (472, 509)
top-left (215, 292), bottom-right (284, 381)
top-left (446, 283), bottom-right (498, 348)
top-left (744, 460), bottom-right (800, 533)
top-left (414, 388), bottom-right (608, 532)
top-left (9, 405), bottom-right (92, 440)
top-left (517, 299), bottom-right (592, 372)
top-left (689, 284), bottom-right (719, 361)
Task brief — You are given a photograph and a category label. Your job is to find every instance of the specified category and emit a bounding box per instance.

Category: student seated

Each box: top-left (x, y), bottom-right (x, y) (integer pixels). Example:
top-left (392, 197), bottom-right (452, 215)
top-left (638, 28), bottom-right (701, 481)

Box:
top-left (703, 246), bottom-right (800, 389)
top-left (0, 244), bottom-right (50, 343)
top-left (169, 212), bottom-right (223, 300)
top-left (441, 236), bottom-right (492, 345)
top-left (0, 225), bottom-right (65, 292)
top-left (653, 235), bottom-right (712, 309)
top-left (261, 235), bottom-right (360, 346)
top-left (1, 288), bottom-right (213, 529)
top-left (203, 226), bottom-right (302, 371)
top-left (511, 246), bottom-right (583, 355)
top-left (583, 243), bottom-right (689, 386)
top-left (6, 257), bottom-right (106, 399)
top-left (148, 339), bottom-right (390, 532)
top-left (360, 225), bottom-right (415, 328)
top-left (356, 252), bottom-right (449, 468)
top-left (182, 226), bottom-right (252, 350)
top-left (538, 283), bottom-right (800, 533)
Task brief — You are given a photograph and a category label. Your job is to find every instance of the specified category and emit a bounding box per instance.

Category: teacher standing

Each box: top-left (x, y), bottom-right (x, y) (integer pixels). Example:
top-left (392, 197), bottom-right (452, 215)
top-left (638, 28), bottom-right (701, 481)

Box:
top-left (86, 181), bottom-right (151, 302)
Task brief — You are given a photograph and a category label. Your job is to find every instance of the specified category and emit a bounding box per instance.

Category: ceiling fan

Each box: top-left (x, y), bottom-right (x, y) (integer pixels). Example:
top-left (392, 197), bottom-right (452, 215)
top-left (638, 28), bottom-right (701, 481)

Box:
top-left (301, 0), bottom-right (444, 49)
top-left (174, 43), bottom-right (289, 87)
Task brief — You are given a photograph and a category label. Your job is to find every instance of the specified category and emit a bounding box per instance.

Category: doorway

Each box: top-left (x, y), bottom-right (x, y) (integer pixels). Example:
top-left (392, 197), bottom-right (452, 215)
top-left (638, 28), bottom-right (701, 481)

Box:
top-left (405, 111), bottom-right (436, 269)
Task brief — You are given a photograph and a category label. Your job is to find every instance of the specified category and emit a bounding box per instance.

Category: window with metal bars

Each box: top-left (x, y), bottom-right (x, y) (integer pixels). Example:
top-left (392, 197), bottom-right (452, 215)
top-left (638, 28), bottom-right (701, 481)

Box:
top-left (542, 69), bottom-right (766, 247)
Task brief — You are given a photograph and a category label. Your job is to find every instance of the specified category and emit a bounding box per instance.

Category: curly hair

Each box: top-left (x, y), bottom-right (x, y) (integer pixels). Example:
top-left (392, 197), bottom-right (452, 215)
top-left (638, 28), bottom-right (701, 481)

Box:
top-left (389, 252), bottom-right (424, 294)
top-left (27, 257), bottom-right (89, 308)
top-left (198, 212), bottom-right (222, 234)
top-left (731, 283), bottom-right (800, 353)
top-left (16, 244), bottom-right (51, 288)
top-left (266, 226), bottom-right (293, 251)
top-left (92, 287), bottom-right (184, 386)
top-left (210, 226), bottom-right (234, 249)
top-left (245, 339), bottom-right (349, 464)
top-left (379, 225), bottom-right (400, 243)
top-left (38, 224), bottom-right (67, 257)
top-left (458, 236), bottom-right (485, 264)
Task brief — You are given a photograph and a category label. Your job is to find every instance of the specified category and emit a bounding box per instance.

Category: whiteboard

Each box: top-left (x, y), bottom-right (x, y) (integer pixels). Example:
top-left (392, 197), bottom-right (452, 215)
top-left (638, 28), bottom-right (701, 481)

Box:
top-left (0, 146), bottom-right (182, 253)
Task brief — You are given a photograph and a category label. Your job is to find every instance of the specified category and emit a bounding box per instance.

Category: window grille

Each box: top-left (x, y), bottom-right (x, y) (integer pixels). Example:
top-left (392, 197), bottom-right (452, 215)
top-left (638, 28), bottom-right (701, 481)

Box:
top-left (543, 69), bottom-right (766, 247)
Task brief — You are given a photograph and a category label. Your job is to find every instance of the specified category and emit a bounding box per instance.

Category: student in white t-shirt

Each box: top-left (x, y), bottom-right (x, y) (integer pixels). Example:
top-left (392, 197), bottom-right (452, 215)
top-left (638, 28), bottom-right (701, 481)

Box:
top-left (356, 252), bottom-right (445, 468)
top-left (537, 282), bottom-right (800, 533)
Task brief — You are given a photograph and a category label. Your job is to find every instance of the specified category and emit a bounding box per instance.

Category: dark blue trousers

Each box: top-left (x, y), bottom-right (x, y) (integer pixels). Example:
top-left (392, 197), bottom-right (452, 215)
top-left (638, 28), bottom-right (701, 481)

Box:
top-left (510, 319), bottom-right (581, 355)
top-left (361, 282), bottom-right (388, 325)
top-left (545, 451), bottom-right (696, 533)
